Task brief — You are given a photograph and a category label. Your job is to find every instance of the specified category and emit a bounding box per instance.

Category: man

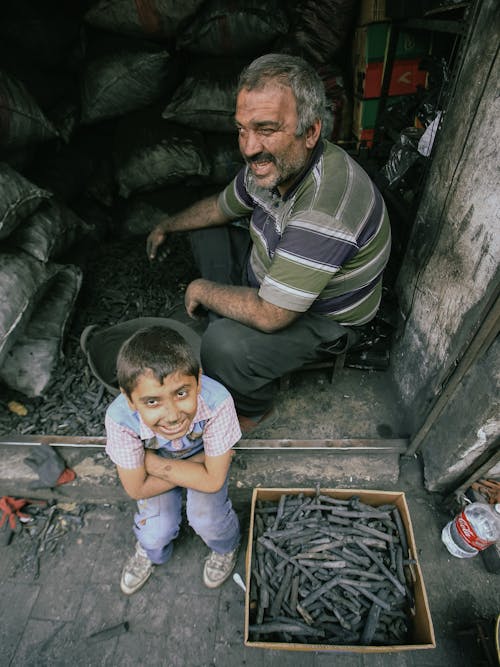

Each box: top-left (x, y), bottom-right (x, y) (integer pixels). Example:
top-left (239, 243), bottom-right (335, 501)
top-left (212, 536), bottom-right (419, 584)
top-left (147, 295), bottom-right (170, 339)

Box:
top-left (146, 54), bottom-right (391, 432)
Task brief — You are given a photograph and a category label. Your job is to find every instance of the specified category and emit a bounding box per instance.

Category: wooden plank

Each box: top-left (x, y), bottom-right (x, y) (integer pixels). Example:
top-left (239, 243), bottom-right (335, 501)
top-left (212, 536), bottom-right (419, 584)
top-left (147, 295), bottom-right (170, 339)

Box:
top-left (0, 434), bottom-right (408, 453)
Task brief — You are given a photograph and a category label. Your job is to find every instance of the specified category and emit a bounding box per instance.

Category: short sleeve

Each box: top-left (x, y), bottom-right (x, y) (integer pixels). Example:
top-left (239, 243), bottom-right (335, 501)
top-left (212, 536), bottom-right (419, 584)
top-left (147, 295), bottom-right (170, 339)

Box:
top-left (105, 412), bottom-right (145, 469)
top-left (201, 395), bottom-right (241, 457)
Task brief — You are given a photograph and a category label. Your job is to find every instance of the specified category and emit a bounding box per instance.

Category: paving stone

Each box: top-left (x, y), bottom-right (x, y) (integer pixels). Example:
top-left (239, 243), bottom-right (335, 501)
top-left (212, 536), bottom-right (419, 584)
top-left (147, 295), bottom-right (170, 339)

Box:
top-left (123, 572), bottom-right (178, 634)
top-left (10, 618), bottom-right (68, 667)
top-left (361, 651), bottom-right (414, 666)
top-left (213, 641), bottom-right (265, 666)
top-left (215, 588), bottom-right (246, 645)
top-left (147, 593), bottom-right (218, 667)
top-left (316, 651), bottom-right (363, 666)
top-left (31, 533), bottom-right (102, 621)
top-left (113, 630), bottom-right (186, 667)
top-left (77, 583), bottom-right (128, 636)
top-left (89, 525), bottom-right (132, 585)
top-left (263, 648), bottom-right (318, 665)
top-left (409, 637), bottom-right (474, 667)
top-left (0, 532), bottom-right (40, 584)
top-left (11, 617), bottom-right (120, 667)
top-left (0, 582), bottom-right (40, 664)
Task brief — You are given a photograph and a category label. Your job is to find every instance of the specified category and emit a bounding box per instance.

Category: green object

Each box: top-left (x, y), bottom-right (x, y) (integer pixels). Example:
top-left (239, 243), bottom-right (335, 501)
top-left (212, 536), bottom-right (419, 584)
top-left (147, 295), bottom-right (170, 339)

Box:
top-left (357, 22), bottom-right (431, 62)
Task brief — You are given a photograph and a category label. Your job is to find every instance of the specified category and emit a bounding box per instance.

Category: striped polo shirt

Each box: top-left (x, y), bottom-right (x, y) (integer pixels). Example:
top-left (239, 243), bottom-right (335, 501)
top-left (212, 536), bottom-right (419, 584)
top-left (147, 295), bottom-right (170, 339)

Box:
top-left (218, 140), bottom-right (391, 325)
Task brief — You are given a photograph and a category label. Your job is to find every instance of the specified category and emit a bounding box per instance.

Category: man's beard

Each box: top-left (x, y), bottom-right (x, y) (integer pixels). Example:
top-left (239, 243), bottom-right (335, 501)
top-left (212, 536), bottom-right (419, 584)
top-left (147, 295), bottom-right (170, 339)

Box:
top-left (245, 151), bottom-right (306, 190)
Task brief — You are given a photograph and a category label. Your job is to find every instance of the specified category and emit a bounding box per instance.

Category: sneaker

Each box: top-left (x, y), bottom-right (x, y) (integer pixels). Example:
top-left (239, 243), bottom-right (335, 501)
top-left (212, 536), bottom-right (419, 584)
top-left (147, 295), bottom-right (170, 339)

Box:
top-left (120, 542), bottom-right (154, 595)
top-left (203, 546), bottom-right (239, 589)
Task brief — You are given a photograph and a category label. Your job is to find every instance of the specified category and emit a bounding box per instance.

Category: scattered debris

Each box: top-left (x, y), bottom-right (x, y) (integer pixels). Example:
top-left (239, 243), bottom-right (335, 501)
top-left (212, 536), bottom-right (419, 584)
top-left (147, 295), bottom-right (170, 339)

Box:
top-left (0, 497), bottom-right (125, 579)
top-left (7, 400), bottom-right (28, 416)
top-left (87, 621), bottom-right (130, 643)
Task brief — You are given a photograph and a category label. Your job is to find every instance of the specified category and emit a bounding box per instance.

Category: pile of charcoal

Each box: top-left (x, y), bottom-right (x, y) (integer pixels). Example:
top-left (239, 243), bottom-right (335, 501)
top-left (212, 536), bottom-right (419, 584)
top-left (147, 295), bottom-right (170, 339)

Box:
top-left (249, 489), bottom-right (415, 647)
top-left (0, 233), bottom-right (197, 437)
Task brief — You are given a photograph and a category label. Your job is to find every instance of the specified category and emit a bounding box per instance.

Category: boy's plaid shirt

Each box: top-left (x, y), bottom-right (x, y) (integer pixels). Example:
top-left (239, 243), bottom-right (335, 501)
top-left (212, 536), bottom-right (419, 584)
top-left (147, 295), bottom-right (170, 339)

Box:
top-left (105, 376), bottom-right (241, 469)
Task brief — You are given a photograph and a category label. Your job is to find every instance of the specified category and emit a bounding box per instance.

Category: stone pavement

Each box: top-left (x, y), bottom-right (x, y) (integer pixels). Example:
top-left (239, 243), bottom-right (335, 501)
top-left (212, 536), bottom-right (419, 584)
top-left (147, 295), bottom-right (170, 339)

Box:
top-left (1, 456), bottom-right (498, 667)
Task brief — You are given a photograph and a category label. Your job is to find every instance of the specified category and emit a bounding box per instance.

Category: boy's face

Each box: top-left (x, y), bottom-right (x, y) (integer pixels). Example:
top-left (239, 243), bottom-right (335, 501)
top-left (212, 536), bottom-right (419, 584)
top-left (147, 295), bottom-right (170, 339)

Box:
top-left (124, 369), bottom-right (201, 440)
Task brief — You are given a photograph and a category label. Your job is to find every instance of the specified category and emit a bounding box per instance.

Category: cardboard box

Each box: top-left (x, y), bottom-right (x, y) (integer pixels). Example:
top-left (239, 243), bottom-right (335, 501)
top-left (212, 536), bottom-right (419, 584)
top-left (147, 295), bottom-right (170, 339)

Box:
top-left (352, 96), bottom-right (381, 136)
top-left (356, 128), bottom-right (376, 149)
top-left (353, 23), bottom-right (431, 65)
top-left (355, 59), bottom-right (428, 98)
top-left (358, 0), bottom-right (388, 25)
top-left (352, 95), bottom-right (407, 140)
top-left (244, 487), bottom-right (435, 653)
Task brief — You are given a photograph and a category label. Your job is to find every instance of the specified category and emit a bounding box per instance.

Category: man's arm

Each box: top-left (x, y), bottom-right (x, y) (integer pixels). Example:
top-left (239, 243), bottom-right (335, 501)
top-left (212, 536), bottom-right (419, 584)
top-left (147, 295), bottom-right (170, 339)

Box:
top-left (144, 449), bottom-right (232, 494)
top-left (147, 194), bottom-right (232, 260)
top-left (185, 279), bottom-right (300, 332)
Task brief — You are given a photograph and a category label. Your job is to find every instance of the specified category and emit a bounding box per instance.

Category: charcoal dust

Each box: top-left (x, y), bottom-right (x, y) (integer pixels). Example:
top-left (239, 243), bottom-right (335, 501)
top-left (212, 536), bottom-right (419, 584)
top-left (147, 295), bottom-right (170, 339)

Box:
top-left (0, 233), bottom-right (198, 438)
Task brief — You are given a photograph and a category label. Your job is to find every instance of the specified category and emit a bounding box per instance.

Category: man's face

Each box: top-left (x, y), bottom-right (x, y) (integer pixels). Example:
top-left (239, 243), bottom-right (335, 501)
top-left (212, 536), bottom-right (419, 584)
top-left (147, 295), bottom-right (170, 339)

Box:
top-left (235, 83), bottom-right (319, 194)
top-left (125, 369), bottom-right (201, 441)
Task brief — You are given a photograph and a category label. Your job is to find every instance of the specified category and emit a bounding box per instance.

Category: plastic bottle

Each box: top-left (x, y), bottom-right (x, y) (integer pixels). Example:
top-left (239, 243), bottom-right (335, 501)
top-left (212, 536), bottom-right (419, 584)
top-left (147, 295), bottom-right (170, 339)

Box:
top-left (441, 502), bottom-right (500, 558)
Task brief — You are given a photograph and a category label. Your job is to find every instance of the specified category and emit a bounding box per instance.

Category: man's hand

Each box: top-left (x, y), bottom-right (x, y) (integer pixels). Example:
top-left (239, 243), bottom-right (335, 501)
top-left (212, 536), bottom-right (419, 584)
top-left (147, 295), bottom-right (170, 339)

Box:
top-left (146, 196), bottom-right (231, 262)
top-left (185, 279), bottom-right (208, 319)
top-left (146, 224), bottom-right (168, 261)
top-left (183, 278), bottom-right (300, 332)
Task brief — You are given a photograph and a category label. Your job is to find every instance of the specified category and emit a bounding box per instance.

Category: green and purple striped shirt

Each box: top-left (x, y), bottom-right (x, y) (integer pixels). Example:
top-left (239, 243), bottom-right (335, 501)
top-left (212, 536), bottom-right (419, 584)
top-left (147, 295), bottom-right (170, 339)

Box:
top-left (218, 140), bottom-right (391, 325)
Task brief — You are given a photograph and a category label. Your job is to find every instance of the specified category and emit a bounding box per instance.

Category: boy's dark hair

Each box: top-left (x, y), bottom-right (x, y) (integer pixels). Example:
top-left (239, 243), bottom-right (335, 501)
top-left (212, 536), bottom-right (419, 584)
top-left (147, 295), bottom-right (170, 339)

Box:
top-left (117, 326), bottom-right (200, 398)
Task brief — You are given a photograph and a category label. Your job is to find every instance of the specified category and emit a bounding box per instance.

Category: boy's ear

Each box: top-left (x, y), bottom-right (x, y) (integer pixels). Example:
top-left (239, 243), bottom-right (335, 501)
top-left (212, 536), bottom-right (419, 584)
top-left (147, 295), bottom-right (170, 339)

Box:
top-left (121, 387), bottom-right (136, 410)
top-left (197, 368), bottom-right (202, 394)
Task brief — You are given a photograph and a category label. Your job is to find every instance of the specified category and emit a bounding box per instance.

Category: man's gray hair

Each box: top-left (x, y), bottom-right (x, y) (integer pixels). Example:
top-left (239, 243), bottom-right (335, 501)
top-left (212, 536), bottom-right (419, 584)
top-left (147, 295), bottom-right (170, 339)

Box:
top-left (237, 53), bottom-right (326, 137)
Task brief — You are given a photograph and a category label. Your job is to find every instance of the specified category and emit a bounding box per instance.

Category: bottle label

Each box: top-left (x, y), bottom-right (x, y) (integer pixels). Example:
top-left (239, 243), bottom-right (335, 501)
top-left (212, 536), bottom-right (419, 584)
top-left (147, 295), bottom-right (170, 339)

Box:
top-left (454, 511), bottom-right (494, 551)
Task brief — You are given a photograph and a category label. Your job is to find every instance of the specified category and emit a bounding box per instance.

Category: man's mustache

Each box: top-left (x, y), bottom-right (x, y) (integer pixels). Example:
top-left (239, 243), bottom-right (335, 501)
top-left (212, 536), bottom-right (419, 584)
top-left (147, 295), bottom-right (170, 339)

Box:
top-left (244, 152), bottom-right (276, 165)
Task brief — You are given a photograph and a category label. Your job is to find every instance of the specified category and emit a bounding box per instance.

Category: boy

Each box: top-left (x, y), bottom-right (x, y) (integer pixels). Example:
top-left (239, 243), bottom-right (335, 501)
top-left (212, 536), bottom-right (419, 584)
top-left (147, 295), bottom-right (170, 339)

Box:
top-left (104, 324), bottom-right (241, 595)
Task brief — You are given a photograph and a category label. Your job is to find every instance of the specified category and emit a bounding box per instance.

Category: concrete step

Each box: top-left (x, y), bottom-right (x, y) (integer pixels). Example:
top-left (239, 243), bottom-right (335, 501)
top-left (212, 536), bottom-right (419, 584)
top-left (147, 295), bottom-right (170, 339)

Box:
top-left (0, 436), bottom-right (407, 505)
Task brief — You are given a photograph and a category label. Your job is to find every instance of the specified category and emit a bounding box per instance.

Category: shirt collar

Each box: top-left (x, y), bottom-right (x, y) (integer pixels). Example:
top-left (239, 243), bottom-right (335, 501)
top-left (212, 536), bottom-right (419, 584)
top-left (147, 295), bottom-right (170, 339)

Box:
top-left (282, 138), bottom-right (325, 201)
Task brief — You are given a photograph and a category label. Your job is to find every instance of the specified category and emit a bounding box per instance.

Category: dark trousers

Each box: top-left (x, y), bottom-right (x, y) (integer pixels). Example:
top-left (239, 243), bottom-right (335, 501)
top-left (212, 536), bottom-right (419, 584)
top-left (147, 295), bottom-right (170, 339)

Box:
top-left (190, 226), bottom-right (354, 416)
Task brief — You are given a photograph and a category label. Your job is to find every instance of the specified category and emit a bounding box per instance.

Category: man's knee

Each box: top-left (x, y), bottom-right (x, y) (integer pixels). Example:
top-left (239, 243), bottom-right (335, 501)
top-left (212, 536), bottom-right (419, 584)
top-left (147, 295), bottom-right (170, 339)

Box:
top-left (201, 319), bottom-right (242, 368)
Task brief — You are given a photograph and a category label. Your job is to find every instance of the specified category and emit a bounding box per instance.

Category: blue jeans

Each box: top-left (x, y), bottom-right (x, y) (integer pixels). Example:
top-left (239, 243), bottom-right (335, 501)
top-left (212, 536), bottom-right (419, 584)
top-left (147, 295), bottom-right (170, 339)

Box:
top-left (133, 478), bottom-right (240, 564)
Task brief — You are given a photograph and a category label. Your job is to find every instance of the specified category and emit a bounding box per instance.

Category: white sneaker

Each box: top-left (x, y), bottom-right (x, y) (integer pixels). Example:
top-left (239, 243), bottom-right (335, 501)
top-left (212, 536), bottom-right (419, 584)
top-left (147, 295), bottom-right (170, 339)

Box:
top-left (203, 546), bottom-right (239, 589)
top-left (120, 542), bottom-right (154, 595)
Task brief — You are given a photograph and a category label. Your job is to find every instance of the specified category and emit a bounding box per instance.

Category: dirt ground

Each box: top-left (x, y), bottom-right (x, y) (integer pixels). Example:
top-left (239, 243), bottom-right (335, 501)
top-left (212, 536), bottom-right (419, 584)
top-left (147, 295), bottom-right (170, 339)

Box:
top-left (0, 231), bottom-right (405, 443)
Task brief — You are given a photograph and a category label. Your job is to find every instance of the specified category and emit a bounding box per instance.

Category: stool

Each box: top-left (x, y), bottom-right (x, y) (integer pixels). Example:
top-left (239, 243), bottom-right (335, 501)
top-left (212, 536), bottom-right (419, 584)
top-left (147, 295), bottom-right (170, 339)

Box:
top-left (279, 350), bottom-right (347, 391)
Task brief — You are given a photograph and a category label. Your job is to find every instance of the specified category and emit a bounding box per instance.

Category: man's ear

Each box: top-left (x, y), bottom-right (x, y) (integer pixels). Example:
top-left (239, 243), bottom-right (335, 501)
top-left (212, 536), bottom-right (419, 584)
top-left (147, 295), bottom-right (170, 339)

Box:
top-left (305, 118), bottom-right (322, 148)
top-left (196, 368), bottom-right (202, 394)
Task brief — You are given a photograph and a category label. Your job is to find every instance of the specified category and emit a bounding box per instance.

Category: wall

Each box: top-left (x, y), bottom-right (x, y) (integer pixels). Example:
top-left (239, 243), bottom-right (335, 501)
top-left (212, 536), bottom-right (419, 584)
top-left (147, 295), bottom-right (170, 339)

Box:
top-left (390, 0), bottom-right (500, 487)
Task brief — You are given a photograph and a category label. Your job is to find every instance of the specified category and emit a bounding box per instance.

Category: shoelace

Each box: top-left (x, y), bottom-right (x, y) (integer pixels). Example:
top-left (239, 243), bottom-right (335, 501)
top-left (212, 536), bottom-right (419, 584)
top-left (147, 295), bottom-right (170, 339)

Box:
top-left (207, 551), bottom-right (234, 571)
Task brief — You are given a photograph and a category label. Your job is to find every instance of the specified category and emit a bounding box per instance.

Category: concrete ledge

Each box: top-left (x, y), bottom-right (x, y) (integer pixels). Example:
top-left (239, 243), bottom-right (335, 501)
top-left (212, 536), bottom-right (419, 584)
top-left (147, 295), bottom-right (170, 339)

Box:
top-left (0, 439), bottom-right (406, 505)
